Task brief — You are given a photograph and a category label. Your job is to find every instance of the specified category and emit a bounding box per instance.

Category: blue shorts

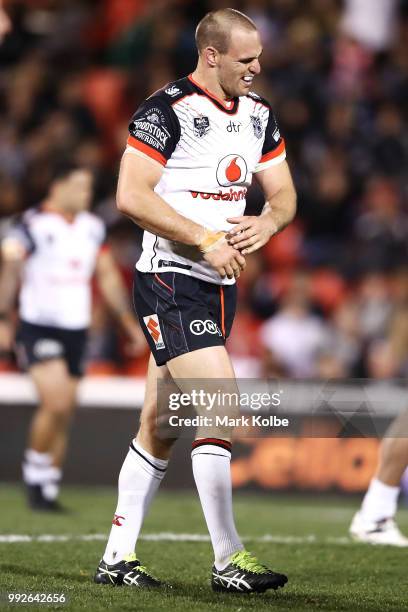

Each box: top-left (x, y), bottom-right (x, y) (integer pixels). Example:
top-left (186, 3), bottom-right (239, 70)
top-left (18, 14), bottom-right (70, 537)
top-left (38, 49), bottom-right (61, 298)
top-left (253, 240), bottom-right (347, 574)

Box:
top-left (15, 320), bottom-right (87, 378)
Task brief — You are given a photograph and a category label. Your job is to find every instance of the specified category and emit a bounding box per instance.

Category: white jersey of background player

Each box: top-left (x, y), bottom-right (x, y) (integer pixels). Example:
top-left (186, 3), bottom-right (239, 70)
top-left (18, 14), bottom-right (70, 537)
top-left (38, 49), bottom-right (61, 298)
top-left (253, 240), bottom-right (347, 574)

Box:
top-left (6, 206), bottom-right (105, 329)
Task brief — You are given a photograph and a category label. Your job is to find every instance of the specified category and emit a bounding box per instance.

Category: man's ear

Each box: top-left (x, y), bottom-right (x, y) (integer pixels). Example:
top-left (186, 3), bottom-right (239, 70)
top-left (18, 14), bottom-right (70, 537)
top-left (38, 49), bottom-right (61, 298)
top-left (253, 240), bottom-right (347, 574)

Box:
top-left (203, 46), bottom-right (218, 68)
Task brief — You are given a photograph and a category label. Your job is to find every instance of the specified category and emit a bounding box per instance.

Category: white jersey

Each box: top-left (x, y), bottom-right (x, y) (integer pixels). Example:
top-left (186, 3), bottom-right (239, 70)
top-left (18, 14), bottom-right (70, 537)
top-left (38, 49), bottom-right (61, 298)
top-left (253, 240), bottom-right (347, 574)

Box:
top-left (125, 75), bottom-right (286, 285)
top-left (3, 206), bottom-right (106, 329)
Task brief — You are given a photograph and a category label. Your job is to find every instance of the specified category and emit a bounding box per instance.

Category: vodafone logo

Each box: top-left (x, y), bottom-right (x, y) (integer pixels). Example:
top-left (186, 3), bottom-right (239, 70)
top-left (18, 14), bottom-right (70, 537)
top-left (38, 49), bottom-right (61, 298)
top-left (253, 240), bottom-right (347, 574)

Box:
top-left (216, 154), bottom-right (248, 187)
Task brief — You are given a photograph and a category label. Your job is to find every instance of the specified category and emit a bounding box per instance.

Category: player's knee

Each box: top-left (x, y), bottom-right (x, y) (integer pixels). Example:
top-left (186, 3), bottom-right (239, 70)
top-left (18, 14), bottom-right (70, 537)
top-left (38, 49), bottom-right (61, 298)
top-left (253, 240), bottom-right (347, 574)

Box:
top-left (138, 411), bottom-right (176, 451)
top-left (42, 395), bottom-right (75, 416)
top-left (196, 424), bottom-right (234, 442)
top-left (382, 437), bottom-right (408, 463)
top-left (139, 409), bottom-right (161, 439)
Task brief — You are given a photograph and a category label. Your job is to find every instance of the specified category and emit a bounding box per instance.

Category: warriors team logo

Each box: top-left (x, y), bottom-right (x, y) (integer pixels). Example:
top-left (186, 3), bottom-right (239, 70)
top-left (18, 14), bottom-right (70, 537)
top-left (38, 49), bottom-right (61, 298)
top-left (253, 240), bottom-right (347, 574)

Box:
top-left (193, 116), bottom-right (210, 138)
top-left (216, 154), bottom-right (248, 187)
top-left (250, 115), bottom-right (263, 139)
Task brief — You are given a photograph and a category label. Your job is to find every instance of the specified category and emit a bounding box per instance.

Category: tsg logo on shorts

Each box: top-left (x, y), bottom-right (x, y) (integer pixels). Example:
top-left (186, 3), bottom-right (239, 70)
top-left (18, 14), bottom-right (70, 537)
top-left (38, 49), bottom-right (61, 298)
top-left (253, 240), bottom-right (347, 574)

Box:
top-left (190, 320), bottom-right (222, 336)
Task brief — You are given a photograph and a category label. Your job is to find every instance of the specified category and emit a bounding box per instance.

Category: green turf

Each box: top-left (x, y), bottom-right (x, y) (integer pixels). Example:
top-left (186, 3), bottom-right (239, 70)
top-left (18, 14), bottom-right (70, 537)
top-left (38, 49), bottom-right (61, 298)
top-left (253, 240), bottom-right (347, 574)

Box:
top-left (0, 485), bottom-right (407, 611)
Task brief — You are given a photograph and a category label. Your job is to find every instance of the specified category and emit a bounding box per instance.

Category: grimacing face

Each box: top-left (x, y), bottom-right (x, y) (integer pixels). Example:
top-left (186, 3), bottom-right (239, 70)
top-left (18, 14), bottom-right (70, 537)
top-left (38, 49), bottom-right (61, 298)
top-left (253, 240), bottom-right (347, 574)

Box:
top-left (216, 28), bottom-right (262, 98)
top-left (55, 170), bottom-right (93, 214)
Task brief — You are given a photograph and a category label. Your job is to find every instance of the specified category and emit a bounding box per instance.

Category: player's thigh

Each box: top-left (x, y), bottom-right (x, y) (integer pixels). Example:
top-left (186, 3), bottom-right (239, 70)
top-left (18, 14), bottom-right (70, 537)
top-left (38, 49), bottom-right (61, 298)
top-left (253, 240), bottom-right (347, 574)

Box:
top-left (139, 352), bottom-right (177, 425)
top-left (167, 345), bottom-right (235, 380)
top-left (29, 359), bottom-right (79, 414)
top-left (15, 321), bottom-right (84, 407)
top-left (140, 353), bottom-right (170, 418)
top-left (167, 345), bottom-right (240, 428)
top-left (138, 352), bottom-right (181, 448)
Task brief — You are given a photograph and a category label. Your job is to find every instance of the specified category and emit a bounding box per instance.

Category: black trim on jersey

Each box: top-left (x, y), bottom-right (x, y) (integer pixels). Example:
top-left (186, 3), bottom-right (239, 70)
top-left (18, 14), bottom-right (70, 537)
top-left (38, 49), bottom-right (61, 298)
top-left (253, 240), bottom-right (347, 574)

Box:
top-left (149, 236), bottom-right (158, 271)
top-left (156, 77), bottom-right (192, 105)
top-left (187, 75), bottom-right (239, 115)
top-left (153, 76), bottom-right (240, 115)
top-left (247, 92), bottom-right (283, 158)
top-left (158, 259), bottom-right (192, 271)
top-left (19, 221), bottom-right (36, 255)
top-left (247, 91), bottom-right (270, 105)
top-left (128, 95), bottom-right (181, 163)
top-left (12, 209), bottom-right (39, 256)
top-left (261, 109), bottom-right (282, 157)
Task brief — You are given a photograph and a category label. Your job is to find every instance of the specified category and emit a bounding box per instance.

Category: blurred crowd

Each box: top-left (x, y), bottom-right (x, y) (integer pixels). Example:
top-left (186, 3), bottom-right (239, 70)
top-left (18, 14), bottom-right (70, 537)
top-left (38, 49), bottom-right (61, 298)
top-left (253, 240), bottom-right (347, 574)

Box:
top-left (1, 0), bottom-right (408, 379)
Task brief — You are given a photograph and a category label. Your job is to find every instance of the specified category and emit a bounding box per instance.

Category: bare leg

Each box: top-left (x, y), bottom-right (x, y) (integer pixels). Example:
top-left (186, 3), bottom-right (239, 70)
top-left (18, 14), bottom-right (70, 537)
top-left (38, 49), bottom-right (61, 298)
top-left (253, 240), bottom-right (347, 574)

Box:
top-left (376, 412), bottom-right (408, 486)
top-left (23, 359), bottom-right (78, 505)
top-left (167, 345), bottom-right (239, 440)
top-left (136, 353), bottom-right (177, 459)
top-left (28, 359), bottom-right (78, 466)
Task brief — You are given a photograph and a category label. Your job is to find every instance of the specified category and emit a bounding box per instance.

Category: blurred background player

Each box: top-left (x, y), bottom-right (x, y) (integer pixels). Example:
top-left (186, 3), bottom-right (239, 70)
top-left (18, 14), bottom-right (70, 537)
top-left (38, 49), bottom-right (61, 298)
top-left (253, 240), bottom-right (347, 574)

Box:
top-left (0, 0), bottom-right (11, 43)
top-left (94, 8), bottom-right (295, 593)
top-left (0, 163), bottom-right (145, 511)
top-left (350, 412), bottom-right (408, 546)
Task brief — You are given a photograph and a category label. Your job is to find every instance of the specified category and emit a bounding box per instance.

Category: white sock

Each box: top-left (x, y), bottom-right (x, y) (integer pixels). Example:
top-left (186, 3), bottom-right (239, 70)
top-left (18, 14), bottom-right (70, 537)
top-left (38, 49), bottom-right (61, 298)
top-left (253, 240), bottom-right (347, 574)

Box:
top-left (22, 449), bottom-right (62, 501)
top-left (103, 440), bottom-right (168, 564)
top-left (360, 477), bottom-right (400, 522)
top-left (192, 439), bottom-right (243, 570)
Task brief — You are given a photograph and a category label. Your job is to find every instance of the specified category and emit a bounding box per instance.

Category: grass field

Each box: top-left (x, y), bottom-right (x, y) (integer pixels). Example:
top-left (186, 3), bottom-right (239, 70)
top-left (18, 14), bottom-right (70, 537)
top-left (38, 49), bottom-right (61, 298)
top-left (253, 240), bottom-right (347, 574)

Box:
top-left (0, 485), bottom-right (407, 612)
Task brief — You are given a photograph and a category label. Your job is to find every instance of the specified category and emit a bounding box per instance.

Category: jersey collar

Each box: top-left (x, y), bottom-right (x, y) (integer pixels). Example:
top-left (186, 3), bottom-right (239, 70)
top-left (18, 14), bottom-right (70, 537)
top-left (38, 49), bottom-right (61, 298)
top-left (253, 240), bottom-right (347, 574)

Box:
top-left (188, 74), bottom-right (239, 115)
top-left (42, 202), bottom-right (76, 224)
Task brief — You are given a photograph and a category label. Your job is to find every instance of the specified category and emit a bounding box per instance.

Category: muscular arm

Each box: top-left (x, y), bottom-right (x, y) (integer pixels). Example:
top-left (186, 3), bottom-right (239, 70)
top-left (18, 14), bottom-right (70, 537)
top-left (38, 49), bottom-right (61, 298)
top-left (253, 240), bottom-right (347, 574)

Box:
top-left (95, 247), bottom-right (134, 322)
top-left (0, 253), bottom-right (24, 317)
top-left (116, 151), bottom-right (246, 279)
top-left (256, 160), bottom-right (297, 234)
top-left (117, 152), bottom-right (205, 247)
top-left (0, 245), bottom-right (24, 351)
top-left (95, 247), bottom-right (146, 351)
top-left (227, 160), bottom-right (297, 254)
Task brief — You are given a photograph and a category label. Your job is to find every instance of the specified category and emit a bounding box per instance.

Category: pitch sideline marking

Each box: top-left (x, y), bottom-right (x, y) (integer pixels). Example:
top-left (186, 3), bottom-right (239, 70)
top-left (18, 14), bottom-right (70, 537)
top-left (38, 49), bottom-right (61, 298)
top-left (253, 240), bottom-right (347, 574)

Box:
top-left (0, 532), bottom-right (351, 545)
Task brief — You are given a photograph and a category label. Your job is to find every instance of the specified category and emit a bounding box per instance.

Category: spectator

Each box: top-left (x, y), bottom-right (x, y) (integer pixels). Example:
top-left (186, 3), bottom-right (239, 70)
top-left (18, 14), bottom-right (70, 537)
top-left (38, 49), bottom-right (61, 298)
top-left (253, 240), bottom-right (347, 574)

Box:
top-left (260, 272), bottom-right (330, 378)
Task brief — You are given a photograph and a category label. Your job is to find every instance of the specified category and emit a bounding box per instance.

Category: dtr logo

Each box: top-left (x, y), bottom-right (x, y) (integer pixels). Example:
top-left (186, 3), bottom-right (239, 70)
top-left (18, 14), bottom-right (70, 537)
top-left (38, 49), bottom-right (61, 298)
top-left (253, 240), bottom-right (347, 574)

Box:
top-left (216, 154), bottom-right (248, 187)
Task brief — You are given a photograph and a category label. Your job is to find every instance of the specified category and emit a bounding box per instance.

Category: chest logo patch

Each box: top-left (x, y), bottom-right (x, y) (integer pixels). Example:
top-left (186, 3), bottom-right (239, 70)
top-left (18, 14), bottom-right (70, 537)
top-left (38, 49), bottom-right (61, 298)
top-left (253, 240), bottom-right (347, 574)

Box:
top-left (250, 115), bottom-right (263, 139)
top-left (216, 154), bottom-right (248, 187)
top-left (193, 116), bottom-right (210, 137)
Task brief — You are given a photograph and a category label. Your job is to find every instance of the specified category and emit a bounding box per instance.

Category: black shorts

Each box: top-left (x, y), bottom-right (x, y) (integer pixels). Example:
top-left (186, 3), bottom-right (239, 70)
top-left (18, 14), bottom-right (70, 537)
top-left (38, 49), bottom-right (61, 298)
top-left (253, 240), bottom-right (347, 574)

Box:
top-left (133, 270), bottom-right (237, 366)
top-left (15, 320), bottom-right (88, 378)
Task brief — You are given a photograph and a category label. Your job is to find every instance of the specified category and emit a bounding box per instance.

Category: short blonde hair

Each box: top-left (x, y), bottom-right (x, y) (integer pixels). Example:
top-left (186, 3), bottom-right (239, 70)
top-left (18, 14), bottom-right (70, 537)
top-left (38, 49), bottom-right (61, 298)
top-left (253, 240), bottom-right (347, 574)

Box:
top-left (195, 8), bottom-right (257, 55)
